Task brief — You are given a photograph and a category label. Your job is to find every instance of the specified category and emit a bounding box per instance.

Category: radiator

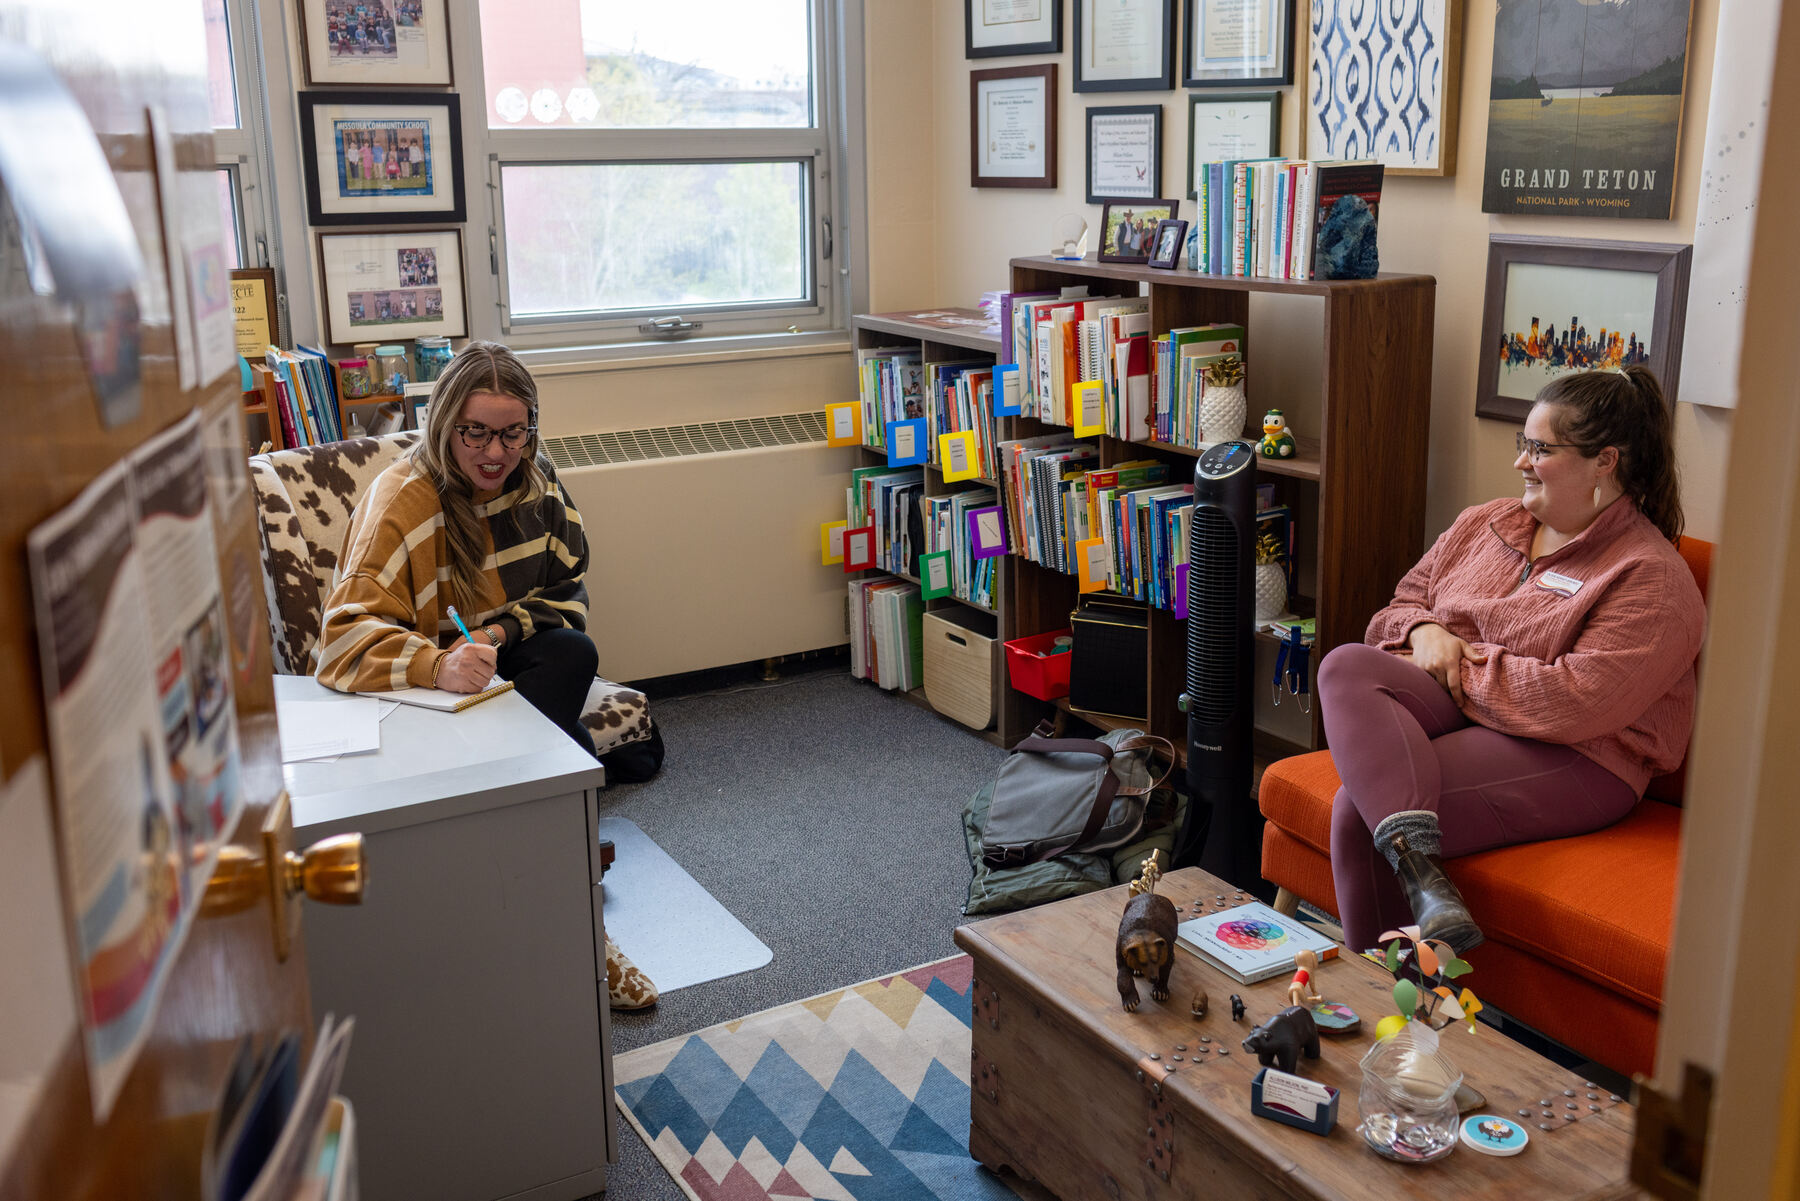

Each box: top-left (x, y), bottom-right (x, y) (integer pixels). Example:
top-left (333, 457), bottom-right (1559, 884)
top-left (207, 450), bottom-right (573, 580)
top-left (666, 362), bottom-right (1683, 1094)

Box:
top-left (544, 413), bottom-right (862, 683)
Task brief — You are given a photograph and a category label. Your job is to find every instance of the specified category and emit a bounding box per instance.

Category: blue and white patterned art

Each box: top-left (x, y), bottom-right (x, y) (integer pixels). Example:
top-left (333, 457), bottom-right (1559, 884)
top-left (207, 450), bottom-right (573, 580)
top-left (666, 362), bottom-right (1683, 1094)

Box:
top-left (1306, 0), bottom-right (1457, 173)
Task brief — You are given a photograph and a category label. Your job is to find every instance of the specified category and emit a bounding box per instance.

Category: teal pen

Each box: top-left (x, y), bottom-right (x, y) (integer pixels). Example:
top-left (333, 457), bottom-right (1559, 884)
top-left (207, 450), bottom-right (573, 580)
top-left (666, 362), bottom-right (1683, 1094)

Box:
top-left (445, 605), bottom-right (476, 644)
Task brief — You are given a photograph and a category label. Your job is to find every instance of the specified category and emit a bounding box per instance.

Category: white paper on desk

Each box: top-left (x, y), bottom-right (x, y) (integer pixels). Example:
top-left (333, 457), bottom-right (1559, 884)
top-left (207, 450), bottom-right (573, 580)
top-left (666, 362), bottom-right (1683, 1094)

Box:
top-left (241, 1015), bottom-right (355, 1201)
top-left (279, 699), bottom-right (381, 763)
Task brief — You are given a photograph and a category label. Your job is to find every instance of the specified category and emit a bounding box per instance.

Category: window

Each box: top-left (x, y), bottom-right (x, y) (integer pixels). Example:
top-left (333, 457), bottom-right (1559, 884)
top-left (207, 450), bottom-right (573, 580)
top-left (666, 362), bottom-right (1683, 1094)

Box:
top-left (474, 0), bottom-right (841, 345)
top-left (206, 0), bottom-right (276, 301)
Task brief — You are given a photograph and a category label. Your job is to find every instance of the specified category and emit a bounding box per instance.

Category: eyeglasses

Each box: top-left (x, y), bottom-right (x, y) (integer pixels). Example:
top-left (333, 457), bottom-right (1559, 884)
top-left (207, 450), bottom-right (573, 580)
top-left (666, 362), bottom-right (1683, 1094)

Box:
top-left (455, 423), bottom-right (535, 451)
top-left (1515, 432), bottom-right (1575, 461)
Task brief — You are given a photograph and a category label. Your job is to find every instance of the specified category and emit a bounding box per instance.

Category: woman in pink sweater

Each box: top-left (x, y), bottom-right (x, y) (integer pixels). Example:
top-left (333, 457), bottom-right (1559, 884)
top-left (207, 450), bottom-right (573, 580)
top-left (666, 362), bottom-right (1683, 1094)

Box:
top-left (1320, 366), bottom-right (1704, 955)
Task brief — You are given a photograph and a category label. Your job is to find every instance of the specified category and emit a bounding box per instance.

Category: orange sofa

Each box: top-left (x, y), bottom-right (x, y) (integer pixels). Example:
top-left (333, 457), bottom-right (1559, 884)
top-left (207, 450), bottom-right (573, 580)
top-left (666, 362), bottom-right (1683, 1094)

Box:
top-left (1257, 537), bottom-right (1711, 1078)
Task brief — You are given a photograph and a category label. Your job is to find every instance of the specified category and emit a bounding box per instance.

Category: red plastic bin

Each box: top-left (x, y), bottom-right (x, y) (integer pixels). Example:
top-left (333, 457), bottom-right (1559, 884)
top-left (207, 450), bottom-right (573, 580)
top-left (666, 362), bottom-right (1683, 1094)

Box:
top-left (1004, 628), bottom-right (1073, 701)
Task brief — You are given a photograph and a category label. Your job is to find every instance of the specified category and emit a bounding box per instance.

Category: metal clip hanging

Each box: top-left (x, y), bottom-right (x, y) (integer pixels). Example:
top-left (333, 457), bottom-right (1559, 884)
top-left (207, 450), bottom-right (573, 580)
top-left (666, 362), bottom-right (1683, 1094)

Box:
top-left (1272, 633), bottom-right (1290, 707)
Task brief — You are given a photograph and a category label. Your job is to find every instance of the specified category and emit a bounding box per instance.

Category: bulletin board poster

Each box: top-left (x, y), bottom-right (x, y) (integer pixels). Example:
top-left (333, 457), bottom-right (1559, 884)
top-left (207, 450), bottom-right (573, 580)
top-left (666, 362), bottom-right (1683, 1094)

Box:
top-left (27, 460), bottom-right (188, 1121)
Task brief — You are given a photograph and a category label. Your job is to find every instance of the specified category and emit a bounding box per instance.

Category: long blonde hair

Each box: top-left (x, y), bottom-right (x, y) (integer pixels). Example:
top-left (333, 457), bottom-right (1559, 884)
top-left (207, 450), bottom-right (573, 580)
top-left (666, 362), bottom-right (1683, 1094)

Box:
top-left (410, 341), bottom-right (550, 616)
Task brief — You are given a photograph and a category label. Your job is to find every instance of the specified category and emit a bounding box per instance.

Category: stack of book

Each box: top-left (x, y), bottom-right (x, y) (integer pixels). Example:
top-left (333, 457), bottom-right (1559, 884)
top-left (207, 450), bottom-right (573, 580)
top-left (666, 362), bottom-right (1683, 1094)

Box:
top-left (848, 465), bottom-right (925, 577)
top-left (924, 488), bottom-right (999, 609)
top-left (1089, 469), bottom-right (1191, 608)
top-left (260, 346), bottom-right (345, 446)
top-left (925, 361), bottom-right (1000, 479)
top-left (1176, 901), bottom-right (1340, 984)
top-left (1150, 323), bottom-right (1246, 447)
top-left (1192, 159), bottom-right (1385, 281)
top-left (1007, 293), bottom-right (1151, 434)
top-left (847, 575), bottom-right (924, 691)
top-left (854, 346), bottom-right (925, 453)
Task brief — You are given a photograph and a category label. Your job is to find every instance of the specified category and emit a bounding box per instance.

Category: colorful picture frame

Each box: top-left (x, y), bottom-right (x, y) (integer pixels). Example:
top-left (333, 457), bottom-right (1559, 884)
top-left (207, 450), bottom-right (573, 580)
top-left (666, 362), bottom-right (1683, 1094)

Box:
top-left (1073, 381), bottom-right (1106, 436)
top-left (920, 551), bottom-right (954, 599)
top-left (887, 418), bottom-right (928, 466)
top-left (970, 64), bottom-right (1058, 189)
top-left (317, 228), bottom-right (467, 345)
top-left (843, 526), bottom-right (877, 572)
top-left (1174, 562), bottom-right (1190, 618)
top-left (1074, 0), bottom-right (1175, 92)
top-left (1183, 0), bottom-right (1294, 88)
top-left (299, 0), bottom-right (453, 87)
top-left (1077, 537), bottom-right (1109, 593)
top-left (1085, 105), bottom-right (1163, 203)
top-left (1304, 0), bottom-right (1463, 176)
top-left (1099, 199), bottom-right (1179, 263)
top-left (298, 91), bottom-right (465, 227)
top-left (969, 506), bottom-right (1010, 558)
top-left (1476, 234), bottom-right (1691, 422)
top-left (825, 401), bottom-right (862, 447)
top-left (940, 430), bottom-right (981, 481)
top-left (1148, 219), bottom-right (1189, 269)
top-left (821, 520), bottom-right (848, 565)
top-left (993, 363), bottom-right (1025, 416)
top-left (966, 0), bottom-right (1063, 58)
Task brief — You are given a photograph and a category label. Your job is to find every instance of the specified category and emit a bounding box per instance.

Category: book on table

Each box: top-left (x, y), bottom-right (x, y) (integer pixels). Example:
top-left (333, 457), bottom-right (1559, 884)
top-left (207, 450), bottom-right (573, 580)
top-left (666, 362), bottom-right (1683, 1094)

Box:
top-left (372, 675), bottom-right (516, 712)
top-left (1175, 900), bottom-right (1340, 984)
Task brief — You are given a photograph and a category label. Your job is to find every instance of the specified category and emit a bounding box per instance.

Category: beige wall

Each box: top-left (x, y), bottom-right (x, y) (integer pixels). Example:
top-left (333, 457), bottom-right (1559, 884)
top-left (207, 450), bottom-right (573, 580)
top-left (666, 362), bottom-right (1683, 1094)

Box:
top-left (867, 0), bottom-right (1731, 543)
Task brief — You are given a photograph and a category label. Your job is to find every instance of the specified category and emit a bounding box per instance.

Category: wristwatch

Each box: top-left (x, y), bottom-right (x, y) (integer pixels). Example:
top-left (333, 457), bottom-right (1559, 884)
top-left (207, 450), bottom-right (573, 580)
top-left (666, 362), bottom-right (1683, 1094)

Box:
top-left (483, 625), bottom-right (503, 648)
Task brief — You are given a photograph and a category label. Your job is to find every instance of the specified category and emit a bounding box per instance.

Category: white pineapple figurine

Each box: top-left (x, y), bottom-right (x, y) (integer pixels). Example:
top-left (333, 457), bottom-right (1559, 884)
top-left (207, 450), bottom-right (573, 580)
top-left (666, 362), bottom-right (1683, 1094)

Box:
top-left (1198, 355), bottom-right (1246, 445)
top-left (1254, 530), bottom-right (1288, 622)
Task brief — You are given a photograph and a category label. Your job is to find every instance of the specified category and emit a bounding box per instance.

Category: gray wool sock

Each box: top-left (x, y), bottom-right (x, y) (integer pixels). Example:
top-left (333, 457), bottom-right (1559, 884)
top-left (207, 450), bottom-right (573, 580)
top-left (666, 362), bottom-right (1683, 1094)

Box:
top-left (1370, 809), bottom-right (1443, 870)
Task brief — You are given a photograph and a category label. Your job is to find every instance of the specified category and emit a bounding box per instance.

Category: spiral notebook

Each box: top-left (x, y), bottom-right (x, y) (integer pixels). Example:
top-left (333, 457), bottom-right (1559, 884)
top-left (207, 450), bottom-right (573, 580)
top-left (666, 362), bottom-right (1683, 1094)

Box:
top-left (375, 676), bottom-right (514, 713)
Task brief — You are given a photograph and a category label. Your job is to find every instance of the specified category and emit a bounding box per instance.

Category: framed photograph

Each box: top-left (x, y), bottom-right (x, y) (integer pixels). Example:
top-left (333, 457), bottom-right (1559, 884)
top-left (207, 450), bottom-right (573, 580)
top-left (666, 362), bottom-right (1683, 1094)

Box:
top-left (966, 0), bottom-right (1062, 58)
top-left (970, 64), bottom-right (1058, 188)
top-left (1476, 235), bottom-right (1691, 422)
top-left (298, 91), bottom-right (465, 227)
top-left (1147, 219), bottom-right (1189, 269)
top-left (1086, 105), bottom-right (1162, 202)
top-left (1099, 199), bottom-right (1179, 263)
top-left (298, 0), bottom-right (452, 87)
top-left (1304, 0), bottom-right (1463, 176)
top-left (1481, 0), bottom-right (1688, 215)
top-left (317, 228), bottom-right (467, 346)
top-left (1183, 0), bottom-right (1293, 87)
top-left (1186, 92), bottom-right (1279, 197)
top-left (1074, 0), bottom-right (1175, 92)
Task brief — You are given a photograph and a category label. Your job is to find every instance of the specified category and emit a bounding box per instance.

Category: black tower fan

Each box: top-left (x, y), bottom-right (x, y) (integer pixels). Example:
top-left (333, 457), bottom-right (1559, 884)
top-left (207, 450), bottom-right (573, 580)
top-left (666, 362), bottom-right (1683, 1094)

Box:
top-left (1173, 440), bottom-right (1258, 884)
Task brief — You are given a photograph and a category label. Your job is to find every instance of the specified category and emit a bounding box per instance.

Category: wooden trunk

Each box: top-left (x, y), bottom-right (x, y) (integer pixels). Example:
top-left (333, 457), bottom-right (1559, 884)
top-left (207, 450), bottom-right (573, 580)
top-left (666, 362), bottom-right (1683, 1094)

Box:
top-left (954, 869), bottom-right (1645, 1201)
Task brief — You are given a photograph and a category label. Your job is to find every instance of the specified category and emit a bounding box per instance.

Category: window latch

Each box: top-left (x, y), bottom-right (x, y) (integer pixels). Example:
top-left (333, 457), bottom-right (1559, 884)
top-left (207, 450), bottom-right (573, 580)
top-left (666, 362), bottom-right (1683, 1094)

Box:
top-left (822, 216), bottom-right (833, 260)
top-left (638, 315), bottom-right (702, 339)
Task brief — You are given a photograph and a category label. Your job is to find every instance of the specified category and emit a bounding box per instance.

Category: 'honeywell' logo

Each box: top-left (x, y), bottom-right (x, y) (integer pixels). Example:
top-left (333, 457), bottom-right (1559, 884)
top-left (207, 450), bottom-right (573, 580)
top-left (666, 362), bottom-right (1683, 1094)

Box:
top-left (1197, 742), bottom-right (1222, 752)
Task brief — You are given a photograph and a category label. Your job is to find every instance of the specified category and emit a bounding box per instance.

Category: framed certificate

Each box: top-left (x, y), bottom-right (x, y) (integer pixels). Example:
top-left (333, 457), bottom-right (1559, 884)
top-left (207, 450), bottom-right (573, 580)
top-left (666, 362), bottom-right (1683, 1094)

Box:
top-left (970, 64), bottom-right (1058, 188)
top-left (1183, 0), bottom-right (1294, 88)
top-left (1074, 0), bottom-right (1175, 92)
top-left (966, 0), bottom-right (1063, 58)
top-left (1187, 92), bottom-right (1280, 196)
top-left (1086, 105), bottom-right (1162, 202)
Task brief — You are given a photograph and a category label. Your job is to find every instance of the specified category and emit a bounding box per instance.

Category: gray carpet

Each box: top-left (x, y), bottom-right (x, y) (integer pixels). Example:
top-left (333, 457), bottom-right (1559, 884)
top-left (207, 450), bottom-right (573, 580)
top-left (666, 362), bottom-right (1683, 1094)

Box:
top-left (591, 663), bottom-right (1008, 1200)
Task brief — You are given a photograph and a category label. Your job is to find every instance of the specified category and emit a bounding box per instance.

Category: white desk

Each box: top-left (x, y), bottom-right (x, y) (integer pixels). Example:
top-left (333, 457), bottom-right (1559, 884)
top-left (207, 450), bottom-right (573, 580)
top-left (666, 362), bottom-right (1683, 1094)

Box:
top-left (277, 676), bottom-right (613, 1201)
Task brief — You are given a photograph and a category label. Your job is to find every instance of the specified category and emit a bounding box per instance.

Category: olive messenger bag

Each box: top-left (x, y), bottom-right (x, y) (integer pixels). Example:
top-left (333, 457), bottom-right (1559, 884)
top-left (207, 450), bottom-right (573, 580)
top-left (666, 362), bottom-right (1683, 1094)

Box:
top-left (979, 721), bottom-right (1176, 868)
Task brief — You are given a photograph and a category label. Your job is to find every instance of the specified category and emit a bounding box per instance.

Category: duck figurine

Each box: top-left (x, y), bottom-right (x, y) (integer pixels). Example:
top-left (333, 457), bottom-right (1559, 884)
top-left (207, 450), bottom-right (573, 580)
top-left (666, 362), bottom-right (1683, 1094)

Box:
top-left (1259, 409), bottom-right (1297, 459)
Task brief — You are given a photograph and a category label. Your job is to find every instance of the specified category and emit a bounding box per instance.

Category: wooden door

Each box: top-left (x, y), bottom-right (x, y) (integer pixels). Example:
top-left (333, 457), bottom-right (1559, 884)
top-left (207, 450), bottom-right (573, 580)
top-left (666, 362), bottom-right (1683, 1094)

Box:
top-left (0, 4), bottom-right (314, 1198)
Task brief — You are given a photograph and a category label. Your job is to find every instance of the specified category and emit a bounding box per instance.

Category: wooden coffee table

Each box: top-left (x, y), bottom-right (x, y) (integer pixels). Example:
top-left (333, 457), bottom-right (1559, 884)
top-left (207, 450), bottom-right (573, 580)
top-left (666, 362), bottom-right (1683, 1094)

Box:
top-left (953, 868), bottom-right (1643, 1201)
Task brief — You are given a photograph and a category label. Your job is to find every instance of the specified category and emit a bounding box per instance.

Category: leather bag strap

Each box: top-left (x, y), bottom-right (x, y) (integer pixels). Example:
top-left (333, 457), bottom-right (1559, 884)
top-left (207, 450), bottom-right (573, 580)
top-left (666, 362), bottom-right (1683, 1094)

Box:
top-left (1011, 736), bottom-right (1114, 760)
top-left (1107, 735), bottom-right (1177, 797)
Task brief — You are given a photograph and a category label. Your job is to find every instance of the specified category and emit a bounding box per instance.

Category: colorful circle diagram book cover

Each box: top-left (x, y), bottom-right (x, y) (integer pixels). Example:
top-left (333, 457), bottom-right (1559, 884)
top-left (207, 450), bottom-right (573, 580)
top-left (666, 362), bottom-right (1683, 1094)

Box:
top-left (1481, 0), bottom-right (1692, 219)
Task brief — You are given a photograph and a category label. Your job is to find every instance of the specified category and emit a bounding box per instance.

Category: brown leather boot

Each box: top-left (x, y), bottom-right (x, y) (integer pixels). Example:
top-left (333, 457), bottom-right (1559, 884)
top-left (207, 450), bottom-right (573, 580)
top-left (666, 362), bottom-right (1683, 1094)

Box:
top-left (1392, 833), bottom-right (1484, 955)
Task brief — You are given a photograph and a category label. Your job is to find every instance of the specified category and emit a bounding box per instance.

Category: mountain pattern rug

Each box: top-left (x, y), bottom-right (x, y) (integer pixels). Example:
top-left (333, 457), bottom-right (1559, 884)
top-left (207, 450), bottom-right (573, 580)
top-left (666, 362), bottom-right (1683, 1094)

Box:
top-left (613, 954), bottom-right (1016, 1201)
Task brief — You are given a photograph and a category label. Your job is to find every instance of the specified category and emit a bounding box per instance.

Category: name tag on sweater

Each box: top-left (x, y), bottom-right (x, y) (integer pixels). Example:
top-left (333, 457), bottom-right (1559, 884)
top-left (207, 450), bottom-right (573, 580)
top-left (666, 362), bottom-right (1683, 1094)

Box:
top-left (1537, 570), bottom-right (1584, 597)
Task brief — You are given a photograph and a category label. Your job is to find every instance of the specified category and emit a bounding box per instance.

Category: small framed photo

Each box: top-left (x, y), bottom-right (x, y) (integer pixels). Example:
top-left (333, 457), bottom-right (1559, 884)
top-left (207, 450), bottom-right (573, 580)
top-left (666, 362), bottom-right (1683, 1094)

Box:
top-left (298, 0), bottom-right (452, 86)
top-left (1099, 199), bottom-right (1179, 263)
top-left (317, 228), bottom-right (467, 345)
top-left (298, 91), bottom-right (465, 227)
top-left (1183, 0), bottom-right (1295, 88)
top-left (966, 0), bottom-right (1062, 58)
top-left (1086, 104), bottom-right (1162, 203)
top-left (1476, 235), bottom-right (1691, 422)
top-left (970, 64), bottom-right (1058, 188)
top-left (968, 506), bottom-right (1011, 559)
top-left (1187, 92), bottom-right (1280, 197)
top-left (1148, 219), bottom-right (1189, 269)
top-left (1074, 0), bottom-right (1175, 92)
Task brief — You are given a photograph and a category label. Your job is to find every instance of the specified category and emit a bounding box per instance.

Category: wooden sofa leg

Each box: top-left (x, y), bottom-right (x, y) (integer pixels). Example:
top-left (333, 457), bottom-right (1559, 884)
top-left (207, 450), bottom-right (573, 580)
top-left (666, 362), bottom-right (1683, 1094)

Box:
top-left (1272, 888), bottom-right (1301, 916)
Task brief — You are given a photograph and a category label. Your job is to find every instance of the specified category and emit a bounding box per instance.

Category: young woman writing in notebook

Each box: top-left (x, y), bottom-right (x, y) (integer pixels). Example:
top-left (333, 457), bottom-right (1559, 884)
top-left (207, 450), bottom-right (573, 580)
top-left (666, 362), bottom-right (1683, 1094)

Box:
top-left (314, 341), bottom-right (599, 755)
top-left (1318, 366), bottom-right (1705, 957)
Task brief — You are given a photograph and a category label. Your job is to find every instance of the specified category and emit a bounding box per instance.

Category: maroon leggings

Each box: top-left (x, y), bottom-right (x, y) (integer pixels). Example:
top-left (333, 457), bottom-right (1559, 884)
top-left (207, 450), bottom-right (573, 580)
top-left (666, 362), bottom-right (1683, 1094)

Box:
top-left (1318, 643), bottom-right (1637, 951)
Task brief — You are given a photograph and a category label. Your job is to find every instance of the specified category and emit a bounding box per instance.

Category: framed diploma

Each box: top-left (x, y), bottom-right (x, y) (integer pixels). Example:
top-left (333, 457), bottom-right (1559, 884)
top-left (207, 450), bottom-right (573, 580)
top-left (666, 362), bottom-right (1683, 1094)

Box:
top-left (966, 0), bottom-right (1063, 58)
top-left (1186, 92), bottom-right (1280, 196)
top-left (970, 64), bottom-right (1058, 188)
top-left (1183, 0), bottom-right (1294, 88)
top-left (1086, 105), bottom-right (1162, 202)
top-left (1074, 0), bottom-right (1175, 92)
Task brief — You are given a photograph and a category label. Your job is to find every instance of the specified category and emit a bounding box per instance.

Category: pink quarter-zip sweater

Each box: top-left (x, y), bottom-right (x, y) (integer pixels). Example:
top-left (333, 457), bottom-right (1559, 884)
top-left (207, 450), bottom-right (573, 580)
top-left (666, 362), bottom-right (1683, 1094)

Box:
top-left (1364, 496), bottom-right (1705, 795)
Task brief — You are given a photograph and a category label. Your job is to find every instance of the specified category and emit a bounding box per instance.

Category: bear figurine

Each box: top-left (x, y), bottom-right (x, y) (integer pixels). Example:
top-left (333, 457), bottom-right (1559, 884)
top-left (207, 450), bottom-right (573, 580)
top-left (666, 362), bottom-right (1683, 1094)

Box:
top-left (1115, 891), bottom-right (1178, 1012)
top-left (1241, 1004), bottom-right (1322, 1075)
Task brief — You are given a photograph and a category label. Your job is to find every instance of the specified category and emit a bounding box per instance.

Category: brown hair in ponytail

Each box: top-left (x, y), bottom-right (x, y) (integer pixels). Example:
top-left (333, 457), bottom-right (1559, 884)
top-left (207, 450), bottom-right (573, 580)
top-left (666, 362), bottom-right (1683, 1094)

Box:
top-left (410, 341), bottom-right (551, 615)
top-left (1534, 365), bottom-right (1684, 542)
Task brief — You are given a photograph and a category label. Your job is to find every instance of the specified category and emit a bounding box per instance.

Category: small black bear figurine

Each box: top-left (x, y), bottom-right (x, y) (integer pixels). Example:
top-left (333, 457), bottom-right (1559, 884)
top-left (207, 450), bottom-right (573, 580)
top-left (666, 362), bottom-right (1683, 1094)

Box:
top-left (1229, 994), bottom-right (1246, 1021)
top-left (1115, 891), bottom-right (1178, 1012)
top-left (1242, 1005), bottom-right (1322, 1075)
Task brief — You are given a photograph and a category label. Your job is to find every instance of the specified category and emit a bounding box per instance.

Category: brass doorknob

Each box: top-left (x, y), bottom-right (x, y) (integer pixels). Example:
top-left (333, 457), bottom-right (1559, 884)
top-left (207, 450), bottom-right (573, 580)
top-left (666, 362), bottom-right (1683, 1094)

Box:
top-left (281, 834), bottom-right (366, 905)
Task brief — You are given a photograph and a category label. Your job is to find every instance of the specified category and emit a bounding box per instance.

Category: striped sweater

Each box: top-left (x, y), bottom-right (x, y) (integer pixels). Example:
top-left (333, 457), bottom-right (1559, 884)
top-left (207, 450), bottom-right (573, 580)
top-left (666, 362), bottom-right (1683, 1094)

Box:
top-left (1365, 496), bottom-right (1704, 794)
top-left (314, 454), bottom-right (589, 692)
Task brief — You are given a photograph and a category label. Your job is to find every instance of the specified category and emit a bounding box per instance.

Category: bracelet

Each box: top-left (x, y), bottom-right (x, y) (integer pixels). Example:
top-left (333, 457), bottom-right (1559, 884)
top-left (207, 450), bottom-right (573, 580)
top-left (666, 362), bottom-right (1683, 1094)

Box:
top-left (484, 626), bottom-right (503, 649)
top-left (430, 652), bottom-right (446, 687)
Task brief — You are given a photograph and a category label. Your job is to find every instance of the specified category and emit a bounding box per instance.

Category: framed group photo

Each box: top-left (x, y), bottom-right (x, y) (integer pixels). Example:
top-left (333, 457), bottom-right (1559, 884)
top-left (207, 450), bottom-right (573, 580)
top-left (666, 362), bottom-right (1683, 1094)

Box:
top-left (966, 0), bottom-right (1062, 58)
top-left (1183, 0), bottom-right (1294, 87)
top-left (298, 91), bottom-right (466, 227)
top-left (299, 0), bottom-right (452, 87)
top-left (1073, 0), bottom-right (1175, 92)
top-left (317, 228), bottom-right (468, 345)
top-left (1099, 199), bottom-right (1178, 263)
top-left (1085, 105), bottom-right (1162, 202)
top-left (1187, 91), bottom-right (1279, 196)
top-left (1476, 235), bottom-right (1691, 422)
top-left (970, 64), bottom-right (1058, 188)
